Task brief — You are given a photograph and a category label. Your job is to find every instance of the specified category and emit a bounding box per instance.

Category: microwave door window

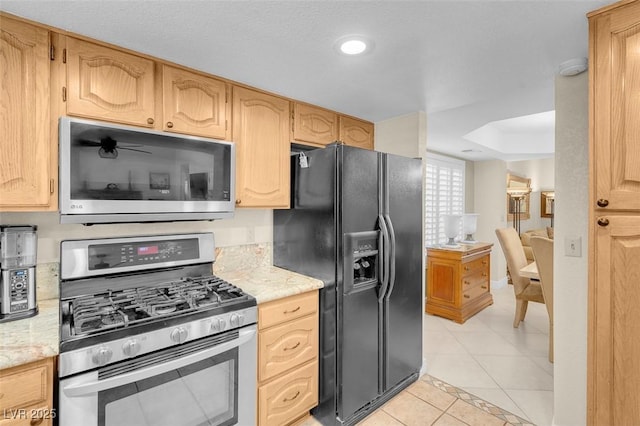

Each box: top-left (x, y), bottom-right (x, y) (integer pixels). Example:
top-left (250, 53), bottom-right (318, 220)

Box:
top-left (69, 122), bottom-right (231, 203)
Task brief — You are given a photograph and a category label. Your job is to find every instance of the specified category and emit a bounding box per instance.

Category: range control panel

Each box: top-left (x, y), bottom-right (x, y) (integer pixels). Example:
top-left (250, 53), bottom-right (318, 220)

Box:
top-left (88, 238), bottom-right (199, 270)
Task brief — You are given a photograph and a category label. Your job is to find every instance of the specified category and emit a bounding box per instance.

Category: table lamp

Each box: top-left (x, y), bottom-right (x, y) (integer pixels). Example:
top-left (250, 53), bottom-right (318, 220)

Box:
top-left (462, 213), bottom-right (479, 243)
top-left (442, 214), bottom-right (462, 247)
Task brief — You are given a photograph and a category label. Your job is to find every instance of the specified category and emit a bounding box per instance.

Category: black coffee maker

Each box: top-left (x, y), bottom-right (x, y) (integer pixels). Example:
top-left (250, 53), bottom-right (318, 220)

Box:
top-left (0, 225), bottom-right (38, 322)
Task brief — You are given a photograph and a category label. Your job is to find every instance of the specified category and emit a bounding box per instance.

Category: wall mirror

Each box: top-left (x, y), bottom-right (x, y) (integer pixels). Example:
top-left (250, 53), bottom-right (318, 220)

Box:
top-left (506, 173), bottom-right (531, 221)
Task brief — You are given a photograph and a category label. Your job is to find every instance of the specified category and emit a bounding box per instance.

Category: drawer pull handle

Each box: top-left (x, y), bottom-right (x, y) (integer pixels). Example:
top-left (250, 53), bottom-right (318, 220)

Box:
top-left (284, 306), bottom-right (301, 314)
top-left (482, 273), bottom-right (487, 277)
top-left (463, 294), bottom-right (470, 299)
top-left (597, 199), bottom-right (609, 208)
top-left (166, 121), bottom-right (174, 128)
top-left (464, 266), bottom-right (469, 271)
top-left (481, 285), bottom-right (487, 289)
top-left (30, 418), bottom-right (44, 426)
top-left (597, 218), bottom-right (609, 227)
top-left (482, 260), bottom-right (487, 265)
top-left (464, 280), bottom-right (469, 285)
top-left (284, 341), bottom-right (301, 351)
top-left (283, 391), bottom-right (300, 402)
top-left (147, 117), bottom-right (154, 125)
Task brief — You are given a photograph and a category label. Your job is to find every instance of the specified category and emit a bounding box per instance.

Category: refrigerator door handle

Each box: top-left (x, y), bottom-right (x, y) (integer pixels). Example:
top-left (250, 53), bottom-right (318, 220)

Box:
top-left (378, 214), bottom-right (390, 301)
top-left (383, 214), bottom-right (396, 300)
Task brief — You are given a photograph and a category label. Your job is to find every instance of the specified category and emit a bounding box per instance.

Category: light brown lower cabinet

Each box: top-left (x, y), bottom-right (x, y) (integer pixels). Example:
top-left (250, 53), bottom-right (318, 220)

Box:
top-left (0, 357), bottom-right (55, 426)
top-left (257, 291), bottom-right (319, 426)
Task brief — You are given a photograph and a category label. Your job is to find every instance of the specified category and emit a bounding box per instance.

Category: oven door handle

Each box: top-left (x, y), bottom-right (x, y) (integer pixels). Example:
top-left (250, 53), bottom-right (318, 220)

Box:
top-left (62, 327), bottom-right (256, 397)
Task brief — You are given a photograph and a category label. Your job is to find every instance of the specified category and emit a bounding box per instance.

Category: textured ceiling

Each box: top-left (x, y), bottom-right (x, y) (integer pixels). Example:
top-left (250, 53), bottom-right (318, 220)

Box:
top-left (0, 0), bottom-right (610, 161)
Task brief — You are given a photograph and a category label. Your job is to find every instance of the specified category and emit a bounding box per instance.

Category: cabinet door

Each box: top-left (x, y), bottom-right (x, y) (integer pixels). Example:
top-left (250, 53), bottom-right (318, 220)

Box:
top-left (162, 65), bottom-right (229, 139)
top-left (590, 215), bottom-right (640, 425)
top-left (0, 17), bottom-right (52, 209)
top-left (232, 86), bottom-right (290, 208)
top-left (293, 103), bottom-right (338, 147)
top-left (339, 116), bottom-right (374, 150)
top-left (66, 37), bottom-right (155, 127)
top-left (591, 2), bottom-right (640, 210)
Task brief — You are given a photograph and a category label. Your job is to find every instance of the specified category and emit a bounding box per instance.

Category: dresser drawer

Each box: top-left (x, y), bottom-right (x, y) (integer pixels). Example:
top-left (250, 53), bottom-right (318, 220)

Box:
top-left (0, 361), bottom-right (50, 412)
top-left (462, 281), bottom-right (489, 303)
top-left (259, 291), bottom-right (318, 330)
top-left (258, 360), bottom-right (318, 426)
top-left (462, 269), bottom-right (489, 290)
top-left (259, 313), bottom-right (318, 382)
top-left (461, 256), bottom-right (489, 276)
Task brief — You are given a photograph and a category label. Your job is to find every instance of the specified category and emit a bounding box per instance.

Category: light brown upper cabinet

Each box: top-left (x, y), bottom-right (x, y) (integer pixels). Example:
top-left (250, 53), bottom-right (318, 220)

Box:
top-left (232, 86), bottom-right (290, 208)
top-left (339, 116), bottom-right (374, 150)
top-left (292, 102), bottom-right (338, 147)
top-left (0, 16), bottom-right (54, 210)
top-left (161, 65), bottom-right (230, 140)
top-left (590, 0), bottom-right (640, 211)
top-left (65, 37), bottom-right (156, 127)
top-left (588, 2), bottom-right (640, 425)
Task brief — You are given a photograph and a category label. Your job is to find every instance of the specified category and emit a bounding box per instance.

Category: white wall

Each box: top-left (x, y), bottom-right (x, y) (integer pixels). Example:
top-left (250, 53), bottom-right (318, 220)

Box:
top-left (375, 111), bottom-right (426, 158)
top-left (553, 72), bottom-right (589, 426)
top-left (473, 160), bottom-right (508, 285)
top-left (0, 209), bottom-right (272, 263)
top-left (507, 157), bottom-right (555, 230)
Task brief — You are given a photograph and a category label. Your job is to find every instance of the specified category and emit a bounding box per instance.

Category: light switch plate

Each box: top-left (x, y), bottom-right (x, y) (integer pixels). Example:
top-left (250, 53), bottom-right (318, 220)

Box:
top-left (564, 236), bottom-right (582, 257)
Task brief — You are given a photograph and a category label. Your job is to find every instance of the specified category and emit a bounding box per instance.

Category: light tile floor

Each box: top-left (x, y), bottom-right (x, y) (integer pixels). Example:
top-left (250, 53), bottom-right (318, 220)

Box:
top-left (423, 285), bottom-right (553, 426)
top-left (301, 285), bottom-right (553, 426)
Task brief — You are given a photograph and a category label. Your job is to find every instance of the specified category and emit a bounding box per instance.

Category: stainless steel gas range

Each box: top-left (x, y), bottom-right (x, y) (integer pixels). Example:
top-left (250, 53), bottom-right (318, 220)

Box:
top-left (57, 233), bottom-right (256, 426)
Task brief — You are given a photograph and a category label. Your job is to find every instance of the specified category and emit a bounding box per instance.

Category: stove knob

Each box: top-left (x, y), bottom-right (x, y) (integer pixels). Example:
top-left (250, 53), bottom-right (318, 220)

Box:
top-left (122, 339), bottom-right (141, 357)
top-left (230, 313), bottom-right (245, 327)
top-left (92, 347), bottom-right (113, 366)
top-left (210, 318), bottom-right (223, 332)
top-left (220, 318), bottom-right (227, 330)
top-left (170, 327), bottom-right (188, 344)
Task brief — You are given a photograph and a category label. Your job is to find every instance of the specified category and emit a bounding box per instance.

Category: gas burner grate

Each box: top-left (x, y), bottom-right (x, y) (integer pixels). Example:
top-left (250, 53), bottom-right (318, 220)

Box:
top-left (68, 274), bottom-right (249, 337)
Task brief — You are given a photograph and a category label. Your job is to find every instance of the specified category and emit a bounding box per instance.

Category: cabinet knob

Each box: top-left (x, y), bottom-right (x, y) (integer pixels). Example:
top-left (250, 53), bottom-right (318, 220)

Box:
top-left (481, 285), bottom-right (487, 289)
top-left (30, 417), bottom-right (44, 425)
top-left (283, 391), bottom-right (301, 402)
top-left (464, 280), bottom-right (470, 285)
top-left (147, 117), bottom-right (155, 125)
top-left (597, 218), bottom-right (610, 227)
top-left (166, 121), bottom-right (174, 128)
top-left (235, 199), bottom-right (242, 205)
top-left (596, 199), bottom-right (609, 208)
top-left (463, 294), bottom-right (470, 299)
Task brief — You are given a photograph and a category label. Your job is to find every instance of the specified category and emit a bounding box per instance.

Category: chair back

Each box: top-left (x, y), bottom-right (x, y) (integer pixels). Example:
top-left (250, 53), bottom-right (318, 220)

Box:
top-left (495, 227), bottom-right (530, 295)
top-left (530, 236), bottom-right (554, 321)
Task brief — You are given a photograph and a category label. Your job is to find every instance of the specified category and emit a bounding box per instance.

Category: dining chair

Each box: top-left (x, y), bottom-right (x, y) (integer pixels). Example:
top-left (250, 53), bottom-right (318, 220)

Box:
top-left (495, 228), bottom-right (545, 328)
top-left (530, 236), bottom-right (554, 363)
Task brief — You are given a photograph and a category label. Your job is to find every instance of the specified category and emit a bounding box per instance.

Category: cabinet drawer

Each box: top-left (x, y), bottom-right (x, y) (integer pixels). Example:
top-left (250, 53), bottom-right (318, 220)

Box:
top-left (462, 269), bottom-right (489, 291)
top-left (258, 360), bottom-right (318, 426)
top-left (461, 256), bottom-right (489, 276)
top-left (0, 362), bottom-right (49, 411)
top-left (259, 314), bottom-right (318, 382)
top-left (259, 292), bottom-right (318, 330)
top-left (462, 281), bottom-right (489, 303)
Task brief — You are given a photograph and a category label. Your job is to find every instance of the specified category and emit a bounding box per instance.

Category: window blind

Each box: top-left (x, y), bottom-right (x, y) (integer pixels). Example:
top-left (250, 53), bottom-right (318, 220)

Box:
top-left (425, 153), bottom-right (465, 246)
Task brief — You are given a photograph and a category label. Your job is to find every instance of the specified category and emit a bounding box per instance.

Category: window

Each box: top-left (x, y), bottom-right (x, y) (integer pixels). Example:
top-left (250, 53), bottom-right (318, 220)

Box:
top-left (425, 153), bottom-right (465, 246)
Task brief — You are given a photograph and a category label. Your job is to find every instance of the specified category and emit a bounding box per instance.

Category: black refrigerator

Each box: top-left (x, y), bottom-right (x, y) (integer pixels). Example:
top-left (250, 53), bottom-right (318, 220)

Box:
top-left (274, 144), bottom-right (423, 425)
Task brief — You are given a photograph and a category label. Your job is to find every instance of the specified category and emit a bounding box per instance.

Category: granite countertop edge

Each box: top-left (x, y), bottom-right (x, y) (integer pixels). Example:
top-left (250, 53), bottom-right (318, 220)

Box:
top-left (0, 266), bottom-right (323, 370)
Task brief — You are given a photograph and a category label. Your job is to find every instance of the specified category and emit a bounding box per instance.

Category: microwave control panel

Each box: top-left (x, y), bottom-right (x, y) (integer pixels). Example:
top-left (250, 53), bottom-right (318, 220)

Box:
top-left (88, 238), bottom-right (200, 270)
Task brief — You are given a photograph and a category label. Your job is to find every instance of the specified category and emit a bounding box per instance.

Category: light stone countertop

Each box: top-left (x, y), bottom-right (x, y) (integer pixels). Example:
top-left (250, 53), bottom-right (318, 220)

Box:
top-left (0, 298), bottom-right (59, 370)
top-left (214, 266), bottom-right (325, 304)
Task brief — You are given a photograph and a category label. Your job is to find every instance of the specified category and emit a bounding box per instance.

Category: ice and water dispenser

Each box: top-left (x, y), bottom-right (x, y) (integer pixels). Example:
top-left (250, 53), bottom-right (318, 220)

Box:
top-left (343, 231), bottom-right (379, 294)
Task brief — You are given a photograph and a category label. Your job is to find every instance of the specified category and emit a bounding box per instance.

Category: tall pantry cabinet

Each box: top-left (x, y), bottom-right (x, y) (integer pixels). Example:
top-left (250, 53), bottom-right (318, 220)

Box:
top-left (588, 1), bottom-right (640, 424)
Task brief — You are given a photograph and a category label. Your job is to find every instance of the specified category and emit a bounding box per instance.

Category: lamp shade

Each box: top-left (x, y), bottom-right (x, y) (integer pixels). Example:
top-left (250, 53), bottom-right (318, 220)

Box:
top-left (462, 213), bottom-right (479, 243)
top-left (442, 214), bottom-right (462, 246)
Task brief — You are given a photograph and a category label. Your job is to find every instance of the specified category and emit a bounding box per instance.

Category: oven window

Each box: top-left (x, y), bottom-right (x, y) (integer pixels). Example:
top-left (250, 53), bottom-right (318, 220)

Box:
top-left (98, 348), bottom-right (238, 426)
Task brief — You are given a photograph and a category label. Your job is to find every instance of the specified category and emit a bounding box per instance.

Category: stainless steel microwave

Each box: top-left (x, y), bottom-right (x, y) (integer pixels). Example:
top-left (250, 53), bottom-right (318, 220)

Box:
top-left (59, 117), bottom-right (235, 224)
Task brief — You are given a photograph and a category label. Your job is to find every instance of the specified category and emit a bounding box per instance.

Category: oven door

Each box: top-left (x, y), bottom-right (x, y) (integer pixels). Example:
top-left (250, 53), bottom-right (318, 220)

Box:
top-left (59, 326), bottom-right (256, 426)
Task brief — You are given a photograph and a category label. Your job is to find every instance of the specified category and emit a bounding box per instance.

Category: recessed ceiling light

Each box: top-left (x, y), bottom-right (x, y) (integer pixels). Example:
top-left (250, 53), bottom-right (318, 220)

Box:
top-left (335, 36), bottom-right (372, 56)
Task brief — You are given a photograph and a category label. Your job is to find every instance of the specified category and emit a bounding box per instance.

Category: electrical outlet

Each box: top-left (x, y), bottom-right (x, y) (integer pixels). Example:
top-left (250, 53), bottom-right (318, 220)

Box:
top-left (564, 236), bottom-right (582, 257)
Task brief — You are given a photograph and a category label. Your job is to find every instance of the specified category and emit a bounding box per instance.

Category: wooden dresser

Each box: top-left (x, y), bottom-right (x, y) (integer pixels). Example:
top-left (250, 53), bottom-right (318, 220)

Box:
top-left (426, 242), bottom-right (493, 323)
